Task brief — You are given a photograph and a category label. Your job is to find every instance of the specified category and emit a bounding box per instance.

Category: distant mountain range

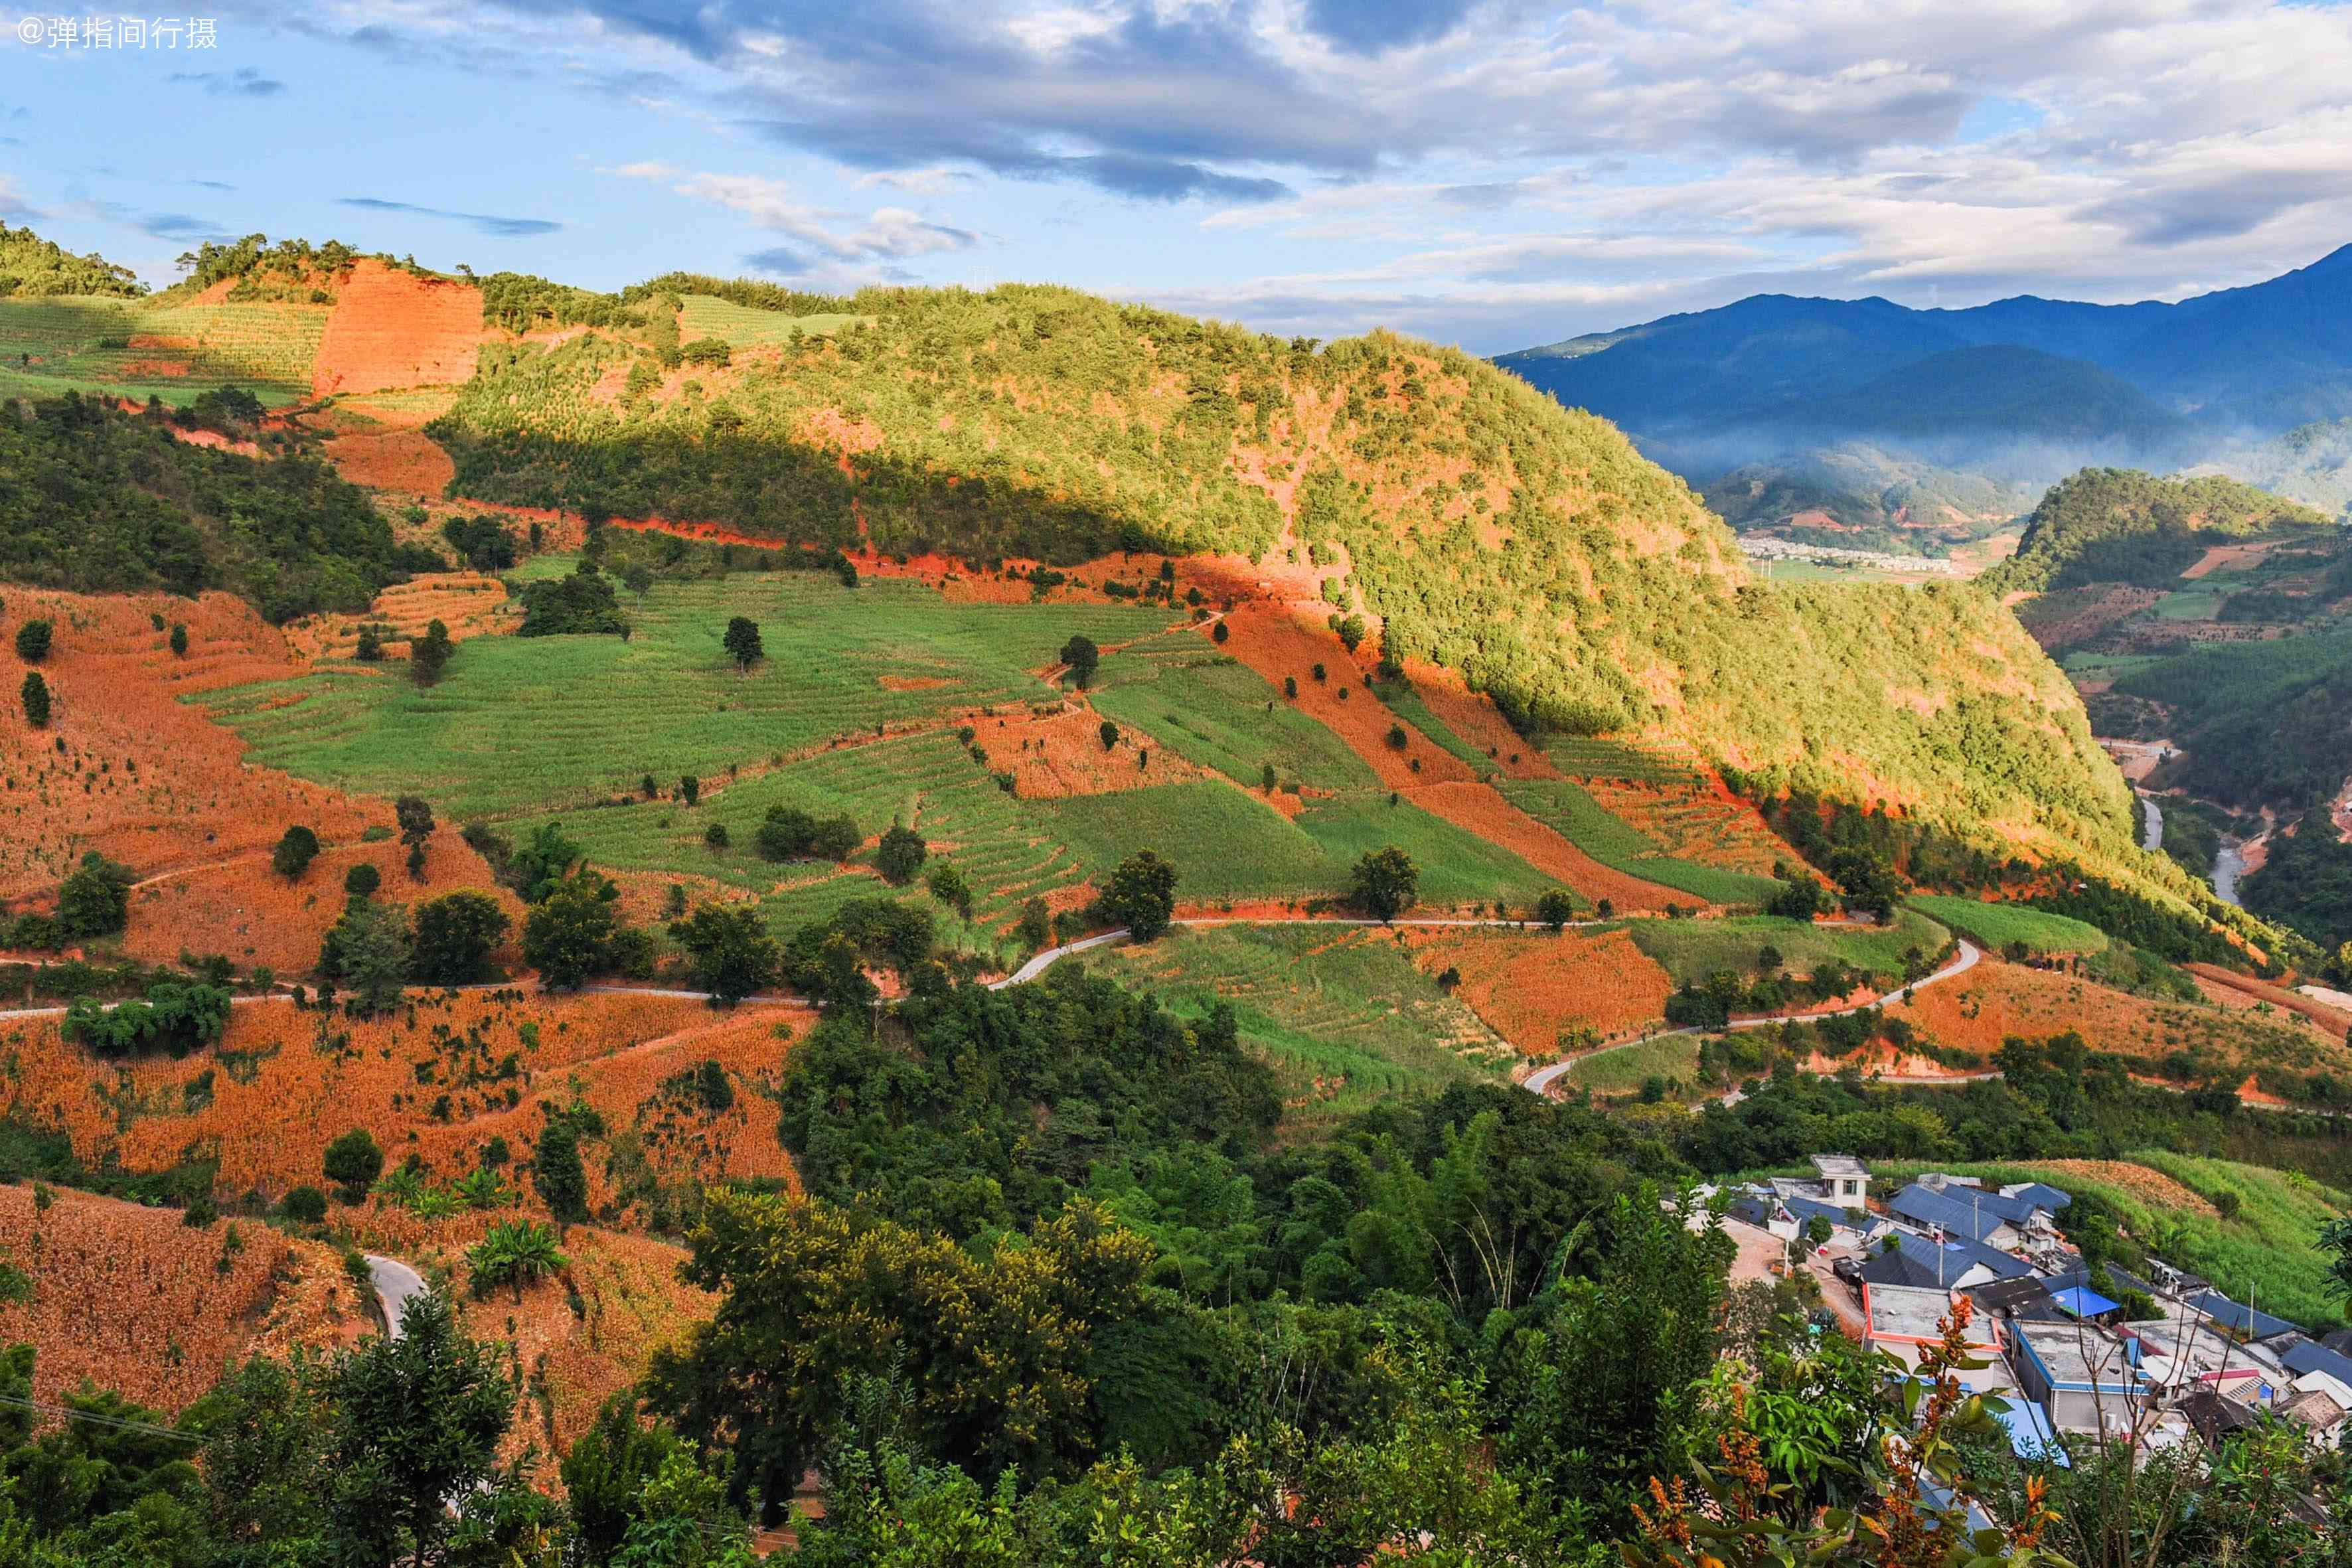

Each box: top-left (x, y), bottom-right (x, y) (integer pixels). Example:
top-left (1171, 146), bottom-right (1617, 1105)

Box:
top-left (1497, 245), bottom-right (2352, 534)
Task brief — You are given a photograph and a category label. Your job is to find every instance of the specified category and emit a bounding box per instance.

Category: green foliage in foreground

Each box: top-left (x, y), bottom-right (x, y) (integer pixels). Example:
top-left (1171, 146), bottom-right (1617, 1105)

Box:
top-left (1904, 895), bottom-right (2108, 956)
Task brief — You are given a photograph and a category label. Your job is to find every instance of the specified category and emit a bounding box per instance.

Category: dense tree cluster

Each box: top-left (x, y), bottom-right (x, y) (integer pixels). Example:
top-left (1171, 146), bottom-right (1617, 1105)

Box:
top-left (0, 394), bottom-right (423, 619)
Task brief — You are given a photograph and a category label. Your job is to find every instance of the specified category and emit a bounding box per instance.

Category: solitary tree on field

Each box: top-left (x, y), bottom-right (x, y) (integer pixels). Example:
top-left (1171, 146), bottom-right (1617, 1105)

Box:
top-left (874, 824), bottom-right (928, 886)
top-left (1536, 890), bottom-right (1576, 932)
top-left (723, 617), bottom-right (764, 672)
top-left (322, 1128), bottom-right (384, 1201)
top-left (1105, 850), bottom-right (1178, 941)
top-left (1349, 846), bottom-right (1419, 922)
top-left (409, 619), bottom-right (453, 686)
top-left (1099, 720), bottom-right (1119, 752)
top-left (273, 824), bottom-right (321, 880)
top-left (19, 670), bottom-right (47, 728)
top-left (168, 623), bottom-right (189, 657)
top-left (395, 796), bottom-right (435, 880)
top-left (14, 619), bottom-right (51, 664)
top-left (1059, 633), bottom-right (1100, 689)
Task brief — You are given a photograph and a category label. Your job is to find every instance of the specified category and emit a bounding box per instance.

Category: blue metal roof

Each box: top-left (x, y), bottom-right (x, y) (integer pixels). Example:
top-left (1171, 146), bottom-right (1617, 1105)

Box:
top-left (2051, 1285), bottom-right (2119, 1319)
top-left (1871, 1227), bottom-right (2032, 1285)
top-left (2190, 1291), bottom-right (2302, 1342)
top-left (1990, 1395), bottom-right (2071, 1466)
top-left (2282, 1339), bottom-right (2352, 1389)
top-left (1887, 1184), bottom-right (2013, 1244)
top-left (2003, 1183), bottom-right (2074, 1214)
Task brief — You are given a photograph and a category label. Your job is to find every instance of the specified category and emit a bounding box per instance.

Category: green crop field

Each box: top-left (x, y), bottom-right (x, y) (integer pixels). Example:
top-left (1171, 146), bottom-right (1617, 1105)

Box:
top-left (1499, 778), bottom-right (1783, 905)
top-left (1905, 896), bottom-right (2109, 955)
top-left (1081, 923), bottom-right (1507, 1129)
top-left (1627, 909), bottom-right (1950, 986)
top-left (1563, 1033), bottom-right (1701, 1096)
top-left (0, 294), bottom-right (324, 406)
top-left (1375, 685), bottom-right (1500, 778)
top-left (1087, 645), bottom-right (1378, 793)
top-left (201, 572), bottom-right (1178, 818)
top-left (1034, 783), bottom-right (1340, 903)
top-left (676, 295), bottom-right (868, 348)
top-left (1293, 795), bottom-right (1568, 909)
top-left (1543, 736), bottom-right (1702, 786)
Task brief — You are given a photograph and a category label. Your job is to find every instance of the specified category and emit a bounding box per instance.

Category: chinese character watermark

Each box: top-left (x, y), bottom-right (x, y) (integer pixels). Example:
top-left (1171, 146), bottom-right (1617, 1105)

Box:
top-left (13, 16), bottom-right (218, 47)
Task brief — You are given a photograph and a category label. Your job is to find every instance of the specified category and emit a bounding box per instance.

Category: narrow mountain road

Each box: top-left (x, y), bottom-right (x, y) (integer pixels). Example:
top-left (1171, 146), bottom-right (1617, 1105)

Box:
top-left (989, 913), bottom-right (1608, 990)
top-left (1522, 938), bottom-right (1982, 1097)
top-left (2138, 791), bottom-right (2165, 854)
top-left (366, 1253), bottom-right (428, 1340)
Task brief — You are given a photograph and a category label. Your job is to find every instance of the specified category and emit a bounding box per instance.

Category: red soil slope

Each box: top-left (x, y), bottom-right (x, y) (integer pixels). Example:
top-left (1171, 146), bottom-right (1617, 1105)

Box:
top-left (0, 589), bottom-right (381, 904)
top-left (312, 260), bottom-right (486, 396)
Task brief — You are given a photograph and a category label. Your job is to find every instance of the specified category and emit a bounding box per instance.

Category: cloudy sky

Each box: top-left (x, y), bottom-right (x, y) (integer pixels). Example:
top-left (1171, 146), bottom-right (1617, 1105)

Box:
top-left (3, 0), bottom-right (2349, 353)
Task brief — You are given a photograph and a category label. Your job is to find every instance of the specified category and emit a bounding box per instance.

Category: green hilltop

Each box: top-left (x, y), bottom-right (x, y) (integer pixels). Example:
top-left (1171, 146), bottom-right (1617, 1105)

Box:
top-left (1983, 466), bottom-right (2330, 596)
top-left (426, 281), bottom-right (2140, 872)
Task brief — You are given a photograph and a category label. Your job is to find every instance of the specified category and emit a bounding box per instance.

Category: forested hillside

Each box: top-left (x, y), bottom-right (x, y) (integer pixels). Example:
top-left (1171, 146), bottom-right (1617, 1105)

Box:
top-left (428, 283), bottom-right (2139, 871)
top-left (0, 224), bottom-right (143, 299)
top-left (1983, 467), bottom-right (2329, 595)
top-left (0, 393), bottom-right (427, 620)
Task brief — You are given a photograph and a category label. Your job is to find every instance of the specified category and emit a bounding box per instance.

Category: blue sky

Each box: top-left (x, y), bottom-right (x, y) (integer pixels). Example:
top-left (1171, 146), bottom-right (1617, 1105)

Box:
top-left (3, 0), bottom-right (2349, 353)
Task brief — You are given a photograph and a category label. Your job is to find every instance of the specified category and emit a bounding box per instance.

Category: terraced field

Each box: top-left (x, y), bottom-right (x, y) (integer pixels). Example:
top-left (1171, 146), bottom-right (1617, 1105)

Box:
top-left (675, 295), bottom-right (868, 347)
top-left (200, 570), bottom-right (1177, 818)
top-left (1087, 643), bottom-right (1379, 793)
top-left (0, 294), bottom-right (327, 404)
top-left (1906, 895), bottom-right (2110, 956)
top-left (1498, 778), bottom-right (1783, 905)
top-left (1082, 923), bottom-right (1508, 1129)
top-left (1627, 909), bottom-right (1952, 986)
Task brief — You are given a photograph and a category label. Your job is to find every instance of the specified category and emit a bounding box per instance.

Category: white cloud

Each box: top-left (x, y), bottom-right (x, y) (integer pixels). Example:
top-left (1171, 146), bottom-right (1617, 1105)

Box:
top-left (611, 166), bottom-right (981, 264)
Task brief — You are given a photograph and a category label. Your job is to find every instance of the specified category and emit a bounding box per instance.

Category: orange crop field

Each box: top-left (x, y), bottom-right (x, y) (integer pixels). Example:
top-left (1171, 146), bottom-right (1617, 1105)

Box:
top-left (122, 826), bottom-right (521, 974)
top-left (1216, 605), bottom-right (1473, 791)
top-left (0, 588), bottom-right (382, 903)
top-left (988, 706), bottom-right (1219, 798)
top-left (1583, 775), bottom-right (1796, 875)
top-left (1883, 956), bottom-right (2352, 1077)
top-left (310, 260), bottom-right (486, 397)
top-left (353, 1212), bottom-right (712, 1473)
top-left (0, 989), bottom-right (805, 1212)
top-left (1402, 663), bottom-right (1555, 780)
top-left (1402, 780), bottom-right (1686, 911)
top-left (282, 573), bottom-right (515, 661)
top-left (1404, 925), bottom-right (1673, 1054)
top-left (0, 1184), bottom-right (360, 1413)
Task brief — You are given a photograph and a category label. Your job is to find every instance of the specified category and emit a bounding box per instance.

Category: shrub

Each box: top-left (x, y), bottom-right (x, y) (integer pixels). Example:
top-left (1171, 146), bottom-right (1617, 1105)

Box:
top-left (344, 862), bottom-right (382, 899)
top-left (874, 824), bottom-right (928, 885)
top-left (704, 822), bottom-right (730, 850)
top-left (56, 852), bottom-right (134, 939)
top-left (272, 824), bottom-right (321, 880)
top-left (1349, 846), bottom-right (1419, 921)
top-left (1099, 720), bottom-right (1119, 752)
top-left (168, 623), bottom-right (188, 657)
top-left (1536, 890), bottom-right (1577, 931)
top-left (19, 670), bottom-right (48, 728)
top-left (410, 891), bottom-right (510, 985)
top-left (14, 619), bottom-right (51, 663)
top-left (323, 1129), bottom-right (384, 1201)
top-left (281, 1185), bottom-right (329, 1224)
top-left (678, 774), bottom-right (700, 807)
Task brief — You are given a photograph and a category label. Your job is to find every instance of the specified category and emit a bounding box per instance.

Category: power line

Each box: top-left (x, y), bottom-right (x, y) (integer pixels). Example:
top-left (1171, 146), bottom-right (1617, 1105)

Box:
top-left (0, 1393), bottom-right (200, 1443)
